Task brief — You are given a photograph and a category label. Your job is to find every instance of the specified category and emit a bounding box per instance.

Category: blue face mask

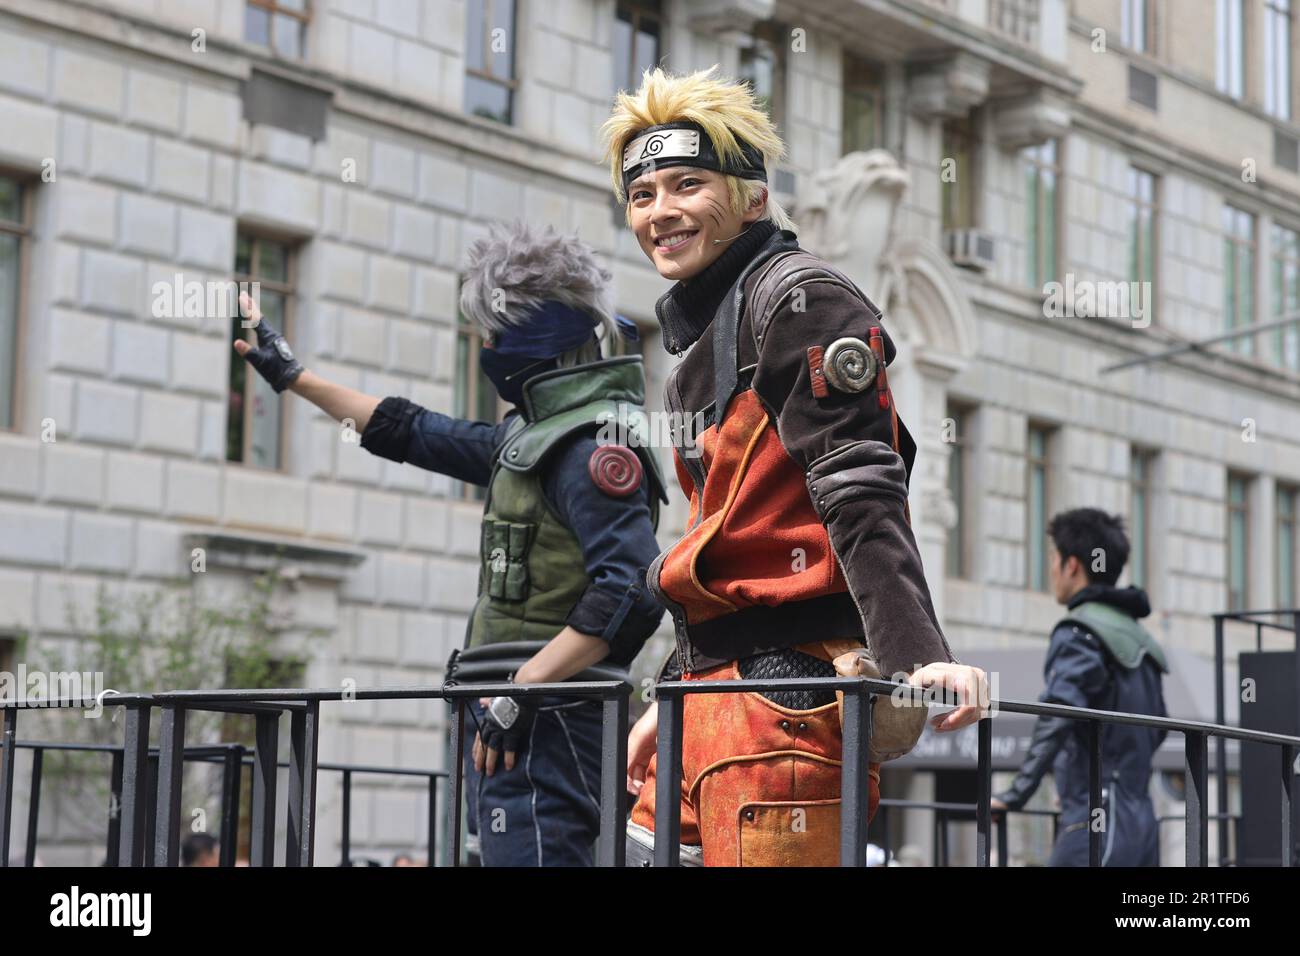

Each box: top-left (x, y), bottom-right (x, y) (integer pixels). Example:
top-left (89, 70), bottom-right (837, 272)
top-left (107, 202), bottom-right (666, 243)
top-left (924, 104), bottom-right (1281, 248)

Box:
top-left (478, 348), bottom-right (558, 407)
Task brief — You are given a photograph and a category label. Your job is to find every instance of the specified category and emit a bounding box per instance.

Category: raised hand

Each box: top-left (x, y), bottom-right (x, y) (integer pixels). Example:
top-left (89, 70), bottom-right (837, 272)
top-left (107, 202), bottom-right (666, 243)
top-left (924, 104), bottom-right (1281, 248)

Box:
top-left (232, 292), bottom-right (305, 393)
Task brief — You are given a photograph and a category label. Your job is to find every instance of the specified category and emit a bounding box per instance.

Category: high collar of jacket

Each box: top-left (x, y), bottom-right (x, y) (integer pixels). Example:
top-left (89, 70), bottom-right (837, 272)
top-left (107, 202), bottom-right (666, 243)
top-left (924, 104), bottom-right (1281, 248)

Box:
top-left (653, 219), bottom-right (781, 354)
top-left (1066, 582), bottom-right (1152, 619)
top-left (518, 355), bottom-right (646, 423)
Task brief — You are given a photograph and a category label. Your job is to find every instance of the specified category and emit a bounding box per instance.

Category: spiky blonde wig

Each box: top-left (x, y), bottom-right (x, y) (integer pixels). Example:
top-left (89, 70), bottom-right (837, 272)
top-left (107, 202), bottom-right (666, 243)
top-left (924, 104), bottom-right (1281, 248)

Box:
top-left (459, 219), bottom-right (619, 361)
top-left (599, 64), bottom-right (795, 232)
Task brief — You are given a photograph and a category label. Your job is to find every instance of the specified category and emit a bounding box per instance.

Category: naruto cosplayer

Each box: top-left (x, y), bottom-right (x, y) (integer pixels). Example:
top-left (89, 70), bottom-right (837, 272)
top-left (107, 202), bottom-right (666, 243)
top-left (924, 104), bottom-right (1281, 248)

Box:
top-left (602, 66), bottom-right (990, 866)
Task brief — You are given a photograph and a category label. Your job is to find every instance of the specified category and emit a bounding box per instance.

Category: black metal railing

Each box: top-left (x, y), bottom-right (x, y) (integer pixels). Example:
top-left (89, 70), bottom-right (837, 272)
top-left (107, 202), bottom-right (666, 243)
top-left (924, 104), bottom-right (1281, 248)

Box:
top-left (1212, 609), bottom-right (1300, 865)
top-left (2, 738), bottom-right (447, 867)
top-left (3, 670), bottom-right (1298, 866)
top-left (650, 674), bottom-right (1299, 867)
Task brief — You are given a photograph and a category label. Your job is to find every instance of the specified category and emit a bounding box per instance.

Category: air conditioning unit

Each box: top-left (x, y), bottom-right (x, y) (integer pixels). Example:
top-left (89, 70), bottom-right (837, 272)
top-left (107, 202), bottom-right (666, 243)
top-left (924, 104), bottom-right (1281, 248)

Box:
top-left (944, 228), bottom-right (996, 272)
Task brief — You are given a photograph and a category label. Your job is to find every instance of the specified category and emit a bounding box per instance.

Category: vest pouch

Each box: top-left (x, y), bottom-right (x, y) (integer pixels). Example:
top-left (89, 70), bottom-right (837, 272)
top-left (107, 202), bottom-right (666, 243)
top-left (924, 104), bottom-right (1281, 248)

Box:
top-left (484, 519), bottom-right (511, 599)
top-left (503, 522), bottom-right (534, 601)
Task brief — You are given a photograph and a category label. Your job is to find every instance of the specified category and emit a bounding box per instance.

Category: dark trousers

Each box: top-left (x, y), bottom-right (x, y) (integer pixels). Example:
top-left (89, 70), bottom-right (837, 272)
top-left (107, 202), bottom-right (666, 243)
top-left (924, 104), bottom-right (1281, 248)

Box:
top-left (462, 696), bottom-right (604, 867)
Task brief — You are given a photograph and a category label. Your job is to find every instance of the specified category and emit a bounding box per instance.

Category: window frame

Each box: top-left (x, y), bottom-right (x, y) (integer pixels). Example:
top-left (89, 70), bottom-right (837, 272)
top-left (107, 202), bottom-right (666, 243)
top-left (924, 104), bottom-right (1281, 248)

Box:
top-left (1026, 423), bottom-right (1053, 593)
top-left (1278, 484), bottom-right (1299, 609)
top-left (229, 231), bottom-right (296, 472)
top-left (245, 0), bottom-right (311, 59)
top-left (613, 0), bottom-right (664, 95)
top-left (945, 403), bottom-right (972, 580)
top-left (1022, 139), bottom-right (1060, 290)
top-left (941, 115), bottom-right (979, 232)
top-left (1127, 165), bottom-right (1158, 322)
top-left (1129, 447), bottom-right (1155, 591)
top-left (1227, 472), bottom-right (1251, 612)
top-left (465, 0), bottom-right (520, 125)
top-left (738, 20), bottom-right (788, 130)
top-left (1271, 221), bottom-right (1300, 372)
top-left (0, 172), bottom-right (31, 434)
top-left (842, 53), bottom-right (887, 156)
top-left (1265, 0), bottom-right (1293, 119)
top-left (1223, 204), bottom-right (1258, 357)
top-left (1217, 0), bottom-right (1247, 100)
top-left (453, 283), bottom-right (503, 503)
top-left (1122, 0), bottom-right (1159, 56)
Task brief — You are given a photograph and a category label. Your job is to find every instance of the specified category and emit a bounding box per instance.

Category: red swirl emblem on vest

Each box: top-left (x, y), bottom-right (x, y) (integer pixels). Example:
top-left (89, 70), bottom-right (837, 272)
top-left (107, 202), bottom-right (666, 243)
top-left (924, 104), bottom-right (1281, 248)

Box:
top-left (588, 445), bottom-right (642, 498)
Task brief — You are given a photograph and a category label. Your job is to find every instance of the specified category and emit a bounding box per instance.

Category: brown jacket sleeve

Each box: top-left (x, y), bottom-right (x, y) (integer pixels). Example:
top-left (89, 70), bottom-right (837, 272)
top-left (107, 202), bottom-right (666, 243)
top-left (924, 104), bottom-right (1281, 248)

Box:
top-left (749, 273), bottom-right (957, 677)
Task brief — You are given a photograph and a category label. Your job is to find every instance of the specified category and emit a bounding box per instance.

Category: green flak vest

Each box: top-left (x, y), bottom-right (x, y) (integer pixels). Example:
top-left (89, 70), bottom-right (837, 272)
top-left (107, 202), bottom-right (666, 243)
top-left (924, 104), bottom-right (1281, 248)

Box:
top-left (465, 356), bottom-right (668, 649)
top-left (1059, 601), bottom-right (1170, 673)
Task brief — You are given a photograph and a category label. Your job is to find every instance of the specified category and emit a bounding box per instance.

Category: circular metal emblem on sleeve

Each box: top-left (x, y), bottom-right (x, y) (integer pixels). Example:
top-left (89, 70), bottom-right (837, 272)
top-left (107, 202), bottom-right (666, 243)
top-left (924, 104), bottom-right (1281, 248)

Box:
top-left (822, 337), bottom-right (877, 393)
top-left (589, 445), bottom-right (643, 497)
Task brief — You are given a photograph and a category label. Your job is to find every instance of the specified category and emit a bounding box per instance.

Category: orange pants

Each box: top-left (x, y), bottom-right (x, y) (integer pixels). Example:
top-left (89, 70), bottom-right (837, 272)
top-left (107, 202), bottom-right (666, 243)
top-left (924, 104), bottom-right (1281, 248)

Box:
top-left (630, 641), bottom-right (881, 866)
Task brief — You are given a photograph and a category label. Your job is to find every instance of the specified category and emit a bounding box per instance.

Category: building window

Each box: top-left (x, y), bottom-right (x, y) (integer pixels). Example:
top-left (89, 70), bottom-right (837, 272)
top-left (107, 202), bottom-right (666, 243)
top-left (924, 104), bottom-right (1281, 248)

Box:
top-left (0, 174), bottom-right (27, 431)
top-left (244, 0), bottom-right (309, 58)
top-left (1027, 424), bottom-right (1052, 593)
top-left (1129, 449), bottom-right (1155, 590)
top-left (941, 116), bottom-right (977, 231)
top-left (466, 0), bottom-right (518, 124)
top-left (1022, 139), bottom-right (1059, 290)
top-left (739, 21), bottom-right (787, 129)
top-left (1217, 0), bottom-right (1246, 99)
top-left (1227, 473), bottom-right (1250, 611)
top-left (1122, 0), bottom-right (1157, 55)
top-left (1127, 167), bottom-right (1157, 319)
top-left (1223, 205), bottom-right (1257, 356)
top-left (229, 234), bottom-right (293, 470)
top-left (1278, 485), bottom-right (1298, 609)
top-left (1271, 223), bottom-right (1300, 372)
top-left (454, 284), bottom-right (500, 503)
top-left (0, 636), bottom-right (14, 674)
top-left (945, 404), bottom-right (971, 579)
top-left (1266, 0), bottom-right (1292, 119)
top-left (842, 55), bottom-right (886, 155)
top-left (613, 1), bottom-right (663, 95)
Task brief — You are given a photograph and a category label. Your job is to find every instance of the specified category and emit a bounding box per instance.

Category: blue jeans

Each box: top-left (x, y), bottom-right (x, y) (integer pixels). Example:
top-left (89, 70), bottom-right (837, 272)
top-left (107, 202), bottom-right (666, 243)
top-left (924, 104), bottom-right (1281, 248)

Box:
top-left (462, 697), bottom-right (604, 867)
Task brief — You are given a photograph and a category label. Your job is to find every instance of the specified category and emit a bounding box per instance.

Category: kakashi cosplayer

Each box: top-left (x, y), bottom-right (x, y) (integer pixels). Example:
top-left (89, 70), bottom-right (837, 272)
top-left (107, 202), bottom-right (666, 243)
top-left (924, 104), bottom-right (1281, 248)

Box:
top-left (601, 66), bottom-right (990, 866)
top-left (233, 220), bottom-right (668, 867)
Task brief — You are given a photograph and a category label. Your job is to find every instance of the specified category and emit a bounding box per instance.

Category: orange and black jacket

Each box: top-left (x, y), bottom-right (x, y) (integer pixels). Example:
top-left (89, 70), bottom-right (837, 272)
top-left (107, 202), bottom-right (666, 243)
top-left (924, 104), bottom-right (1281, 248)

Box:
top-left (648, 221), bottom-right (957, 678)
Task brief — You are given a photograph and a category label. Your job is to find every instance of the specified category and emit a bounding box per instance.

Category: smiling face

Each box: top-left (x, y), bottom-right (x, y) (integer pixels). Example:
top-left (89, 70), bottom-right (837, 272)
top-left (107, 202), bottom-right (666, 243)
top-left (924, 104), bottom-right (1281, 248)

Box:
top-left (626, 166), bottom-right (765, 282)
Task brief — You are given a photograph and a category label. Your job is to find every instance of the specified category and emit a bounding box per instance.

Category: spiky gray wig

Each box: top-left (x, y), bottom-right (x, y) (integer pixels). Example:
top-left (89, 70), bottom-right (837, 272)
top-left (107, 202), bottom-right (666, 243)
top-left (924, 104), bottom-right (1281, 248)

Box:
top-left (459, 220), bottom-right (620, 363)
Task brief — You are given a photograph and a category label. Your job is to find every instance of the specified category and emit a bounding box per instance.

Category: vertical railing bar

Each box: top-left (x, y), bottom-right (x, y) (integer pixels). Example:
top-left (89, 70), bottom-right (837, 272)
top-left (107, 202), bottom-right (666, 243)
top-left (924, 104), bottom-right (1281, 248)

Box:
top-left (1214, 615), bottom-right (1228, 867)
top-left (250, 711), bottom-right (279, 867)
top-left (976, 716), bottom-right (992, 867)
top-left (446, 698), bottom-right (464, 868)
top-left (597, 693), bottom-right (628, 867)
top-left (1282, 744), bottom-right (1295, 868)
top-left (118, 705), bottom-right (150, 867)
top-left (1186, 730), bottom-right (1208, 867)
top-left (996, 811), bottom-right (1008, 867)
top-left (106, 747), bottom-right (124, 867)
top-left (1089, 720), bottom-right (1102, 867)
top-left (285, 702), bottom-right (318, 868)
top-left (427, 773), bottom-right (437, 868)
top-left (653, 691), bottom-right (683, 867)
top-left (341, 768), bottom-right (352, 866)
top-left (153, 706), bottom-right (186, 867)
top-left (840, 684), bottom-right (869, 867)
top-left (219, 746), bottom-right (242, 868)
top-left (24, 748), bottom-right (42, 867)
top-left (0, 707), bottom-right (16, 867)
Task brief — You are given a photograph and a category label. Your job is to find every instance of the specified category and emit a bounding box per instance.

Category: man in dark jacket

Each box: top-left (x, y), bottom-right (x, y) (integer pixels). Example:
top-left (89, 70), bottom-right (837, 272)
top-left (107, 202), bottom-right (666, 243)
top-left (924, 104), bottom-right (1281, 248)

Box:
top-left (233, 221), bottom-right (668, 866)
top-left (993, 508), bottom-right (1169, 866)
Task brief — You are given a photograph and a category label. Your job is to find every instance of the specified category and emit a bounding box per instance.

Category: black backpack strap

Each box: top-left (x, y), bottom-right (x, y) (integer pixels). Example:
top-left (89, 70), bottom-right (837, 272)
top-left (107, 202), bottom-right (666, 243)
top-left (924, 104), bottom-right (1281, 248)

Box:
top-left (712, 232), bottom-right (801, 420)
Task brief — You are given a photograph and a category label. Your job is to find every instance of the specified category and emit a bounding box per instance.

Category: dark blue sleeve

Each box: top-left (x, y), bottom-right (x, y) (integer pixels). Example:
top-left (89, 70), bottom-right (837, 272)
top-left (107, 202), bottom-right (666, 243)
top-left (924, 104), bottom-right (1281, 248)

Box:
top-left (995, 623), bottom-right (1111, 810)
top-left (540, 432), bottom-right (665, 661)
top-left (359, 396), bottom-right (511, 486)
